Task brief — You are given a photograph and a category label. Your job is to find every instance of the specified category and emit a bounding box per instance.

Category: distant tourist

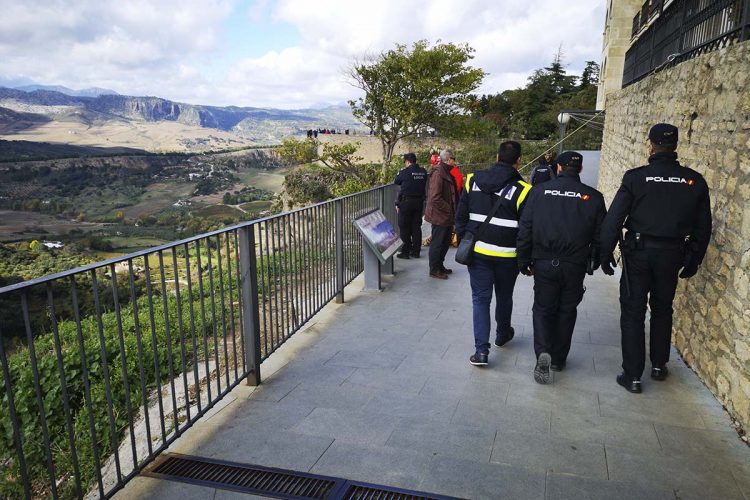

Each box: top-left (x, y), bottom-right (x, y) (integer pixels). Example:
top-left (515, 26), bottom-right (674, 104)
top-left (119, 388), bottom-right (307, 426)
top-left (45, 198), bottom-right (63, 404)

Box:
top-left (430, 149), bottom-right (440, 167)
top-left (424, 149), bottom-right (458, 279)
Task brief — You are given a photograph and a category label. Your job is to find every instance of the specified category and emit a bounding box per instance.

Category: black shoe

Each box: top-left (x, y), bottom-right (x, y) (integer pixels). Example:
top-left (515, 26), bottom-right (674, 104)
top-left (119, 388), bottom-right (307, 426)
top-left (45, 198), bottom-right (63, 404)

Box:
top-left (410, 253), bottom-right (421, 258)
top-left (651, 366), bottom-right (669, 381)
top-left (534, 353), bottom-right (552, 384)
top-left (616, 372), bottom-right (642, 393)
top-left (470, 352), bottom-right (488, 367)
top-left (494, 327), bottom-right (515, 347)
top-left (440, 266), bottom-right (453, 274)
top-left (551, 361), bottom-right (566, 372)
top-left (429, 270), bottom-right (448, 280)
top-left (397, 252), bottom-right (410, 259)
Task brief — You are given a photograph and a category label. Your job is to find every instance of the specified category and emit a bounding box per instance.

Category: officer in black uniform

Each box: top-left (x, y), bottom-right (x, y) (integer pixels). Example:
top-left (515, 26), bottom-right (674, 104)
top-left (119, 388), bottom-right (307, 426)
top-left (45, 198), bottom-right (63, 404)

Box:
top-left (517, 151), bottom-right (607, 384)
top-left (529, 151), bottom-right (557, 185)
top-left (394, 153), bottom-right (428, 258)
top-left (600, 123), bottom-right (712, 394)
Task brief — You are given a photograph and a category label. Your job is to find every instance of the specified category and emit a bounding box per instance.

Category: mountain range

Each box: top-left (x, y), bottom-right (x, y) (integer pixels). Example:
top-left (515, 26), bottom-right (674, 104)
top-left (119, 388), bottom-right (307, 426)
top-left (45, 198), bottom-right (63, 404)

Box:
top-left (14, 85), bottom-right (119, 97)
top-left (0, 86), bottom-right (361, 151)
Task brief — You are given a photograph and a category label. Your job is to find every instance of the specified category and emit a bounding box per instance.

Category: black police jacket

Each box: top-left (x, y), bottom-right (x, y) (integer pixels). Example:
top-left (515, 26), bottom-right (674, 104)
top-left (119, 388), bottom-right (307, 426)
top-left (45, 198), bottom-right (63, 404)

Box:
top-left (455, 162), bottom-right (532, 259)
top-left (600, 152), bottom-right (712, 264)
top-left (529, 162), bottom-right (556, 185)
top-left (394, 163), bottom-right (427, 204)
top-left (517, 171), bottom-right (607, 266)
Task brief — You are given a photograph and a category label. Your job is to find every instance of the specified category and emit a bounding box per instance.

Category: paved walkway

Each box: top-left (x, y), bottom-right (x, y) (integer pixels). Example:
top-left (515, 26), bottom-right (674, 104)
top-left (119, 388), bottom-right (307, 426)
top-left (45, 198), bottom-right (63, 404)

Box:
top-left (118, 248), bottom-right (749, 500)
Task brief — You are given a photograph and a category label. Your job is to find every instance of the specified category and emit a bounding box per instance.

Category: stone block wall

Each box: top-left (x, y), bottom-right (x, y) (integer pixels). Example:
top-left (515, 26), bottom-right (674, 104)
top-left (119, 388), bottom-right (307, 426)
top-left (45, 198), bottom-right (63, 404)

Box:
top-left (598, 41), bottom-right (750, 431)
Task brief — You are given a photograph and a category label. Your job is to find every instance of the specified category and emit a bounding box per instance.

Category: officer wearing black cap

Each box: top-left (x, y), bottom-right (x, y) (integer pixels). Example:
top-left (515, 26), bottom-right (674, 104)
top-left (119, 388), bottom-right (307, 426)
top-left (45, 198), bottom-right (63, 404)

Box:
top-left (600, 123), bottom-right (712, 394)
top-left (517, 151), bottom-right (607, 384)
top-left (394, 152), bottom-right (428, 258)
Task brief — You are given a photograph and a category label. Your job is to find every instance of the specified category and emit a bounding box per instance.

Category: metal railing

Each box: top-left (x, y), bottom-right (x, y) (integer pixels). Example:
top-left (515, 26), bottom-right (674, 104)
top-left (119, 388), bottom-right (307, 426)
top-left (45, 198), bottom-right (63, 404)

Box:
top-left (0, 184), bottom-right (397, 499)
top-left (623, 0), bottom-right (750, 86)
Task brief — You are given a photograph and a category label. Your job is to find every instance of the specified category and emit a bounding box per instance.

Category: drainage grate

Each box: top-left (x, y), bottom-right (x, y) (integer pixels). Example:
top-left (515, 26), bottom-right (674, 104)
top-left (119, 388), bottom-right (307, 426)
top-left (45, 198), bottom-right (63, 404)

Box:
top-left (144, 454), bottom-right (464, 500)
top-left (145, 454), bottom-right (340, 499)
top-left (341, 481), bottom-right (458, 500)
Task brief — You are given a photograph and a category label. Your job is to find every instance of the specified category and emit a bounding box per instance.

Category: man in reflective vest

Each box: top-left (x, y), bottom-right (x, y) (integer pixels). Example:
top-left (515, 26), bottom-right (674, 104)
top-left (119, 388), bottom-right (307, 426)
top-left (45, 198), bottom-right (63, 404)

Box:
top-left (455, 141), bottom-right (532, 366)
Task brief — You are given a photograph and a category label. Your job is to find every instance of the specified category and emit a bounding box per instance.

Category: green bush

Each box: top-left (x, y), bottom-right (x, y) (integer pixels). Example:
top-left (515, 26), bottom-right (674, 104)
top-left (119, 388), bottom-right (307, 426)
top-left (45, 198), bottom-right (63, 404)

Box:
top-left (0, 272), bottom-right (238, 498)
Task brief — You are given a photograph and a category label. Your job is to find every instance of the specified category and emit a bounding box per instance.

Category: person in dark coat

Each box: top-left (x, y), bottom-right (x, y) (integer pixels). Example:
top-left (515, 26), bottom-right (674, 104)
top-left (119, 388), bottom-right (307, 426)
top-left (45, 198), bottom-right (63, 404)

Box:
top-left (599, 123), bottom-right (712, 394)
top-left (394, 153), bottom-right (428, 258)
top-left (529, 151), bottom-right (557, 185)
top-left (517, 151), bottom-right (607, 383)
top-left (424, 149), bottom-right (458, 279)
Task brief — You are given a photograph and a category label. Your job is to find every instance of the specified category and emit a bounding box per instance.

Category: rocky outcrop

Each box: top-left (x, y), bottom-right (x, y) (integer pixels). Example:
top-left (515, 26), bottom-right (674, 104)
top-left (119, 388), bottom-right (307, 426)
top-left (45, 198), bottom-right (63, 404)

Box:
top-left (599, 40), bottom-right (750, 431)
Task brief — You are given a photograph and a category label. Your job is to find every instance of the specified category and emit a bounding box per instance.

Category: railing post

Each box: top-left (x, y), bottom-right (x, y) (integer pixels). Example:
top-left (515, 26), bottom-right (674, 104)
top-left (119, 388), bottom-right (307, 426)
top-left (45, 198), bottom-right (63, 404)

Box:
top-left (335, 199), bottom-right (345, 303)
top-left (380, 187), bottom-right (395, 276)
top-left (741, 0), bottom-right (750, 41)
top-left (238, 224), bottom-right (261, 386)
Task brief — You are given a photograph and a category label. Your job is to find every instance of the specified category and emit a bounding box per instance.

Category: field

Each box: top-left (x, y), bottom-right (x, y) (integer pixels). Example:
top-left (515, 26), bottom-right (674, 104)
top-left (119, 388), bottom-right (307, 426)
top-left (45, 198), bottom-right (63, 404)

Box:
top-left (239, 200), bottom-right (272, 212)
top-left (0, 210), bottom-right (106, 242)
top-left (0, 114), bottom-right (257, 153)
top-left (123, 182), bottom-right (197, 219)
top-left (236, 167), bottom-right (289, 192)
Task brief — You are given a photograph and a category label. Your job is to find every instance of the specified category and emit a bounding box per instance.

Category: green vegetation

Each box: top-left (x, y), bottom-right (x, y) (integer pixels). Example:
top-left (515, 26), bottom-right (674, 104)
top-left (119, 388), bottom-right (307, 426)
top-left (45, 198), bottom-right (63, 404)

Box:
top-left (469, 52), bottom-right (601, 149)
top-left (348, 40), bottom-right (485, 165)
top-left (222, 186), bottom-right (275, 206)
top-left (0, 140), bottom-right (149, 162)
top-left (0, 274), bottom-right (236, 498)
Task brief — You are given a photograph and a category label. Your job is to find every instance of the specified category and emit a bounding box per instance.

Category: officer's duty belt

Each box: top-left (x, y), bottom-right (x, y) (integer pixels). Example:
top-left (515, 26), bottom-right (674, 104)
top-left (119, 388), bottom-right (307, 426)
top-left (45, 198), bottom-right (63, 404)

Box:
top-left (631, 235), bottom-right (684, 250)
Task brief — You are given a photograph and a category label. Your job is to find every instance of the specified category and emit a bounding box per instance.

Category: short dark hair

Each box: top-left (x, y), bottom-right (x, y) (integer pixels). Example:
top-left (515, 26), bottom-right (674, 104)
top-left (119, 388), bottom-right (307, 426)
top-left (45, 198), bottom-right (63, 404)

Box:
top-left (651, 143), bottom-right (677, 153)
top-left (403, 152), bottom-right (417, 163)
top-left (498, 141), bottom-right (522, 164)
top-left (561, 164), bottom-right (582, 174)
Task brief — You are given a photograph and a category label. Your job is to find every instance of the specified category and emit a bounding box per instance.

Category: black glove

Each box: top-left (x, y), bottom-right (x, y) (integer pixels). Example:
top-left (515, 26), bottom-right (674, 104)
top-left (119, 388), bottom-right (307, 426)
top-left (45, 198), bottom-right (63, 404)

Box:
top-left (519, 262), bottom-right (534, 276)
top-left (600, 254), bottom-right (617, 276)
top-left (679, 261), bottom-right (699, 279)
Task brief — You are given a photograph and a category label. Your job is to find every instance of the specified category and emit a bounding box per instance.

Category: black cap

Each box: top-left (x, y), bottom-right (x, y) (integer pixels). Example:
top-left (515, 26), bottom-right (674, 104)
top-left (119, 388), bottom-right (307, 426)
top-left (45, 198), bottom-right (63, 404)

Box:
top-left (403, 152), bottom-right (417, 163)
top-left (556, 151), bottom-right (583, 169)
top-left (648, 123), bottom-right (678, 145)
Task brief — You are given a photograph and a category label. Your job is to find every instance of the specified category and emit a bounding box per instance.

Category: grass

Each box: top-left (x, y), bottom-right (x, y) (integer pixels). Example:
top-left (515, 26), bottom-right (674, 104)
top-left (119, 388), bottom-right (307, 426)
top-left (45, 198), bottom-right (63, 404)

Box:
top-left (236, 167), bottom-right (288, 193)
top-left (239, 200), bottom-right (272, 212)
top-left (192, 205), bottom-right (245, 219)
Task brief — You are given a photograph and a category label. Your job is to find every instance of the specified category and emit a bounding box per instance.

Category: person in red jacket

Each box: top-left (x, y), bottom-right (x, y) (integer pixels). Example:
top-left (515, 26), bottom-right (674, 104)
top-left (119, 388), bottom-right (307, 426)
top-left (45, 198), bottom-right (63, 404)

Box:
top-left (449, 163), bottom-right (463, 203)
top-left (430, 150), bottom-right (440, 167)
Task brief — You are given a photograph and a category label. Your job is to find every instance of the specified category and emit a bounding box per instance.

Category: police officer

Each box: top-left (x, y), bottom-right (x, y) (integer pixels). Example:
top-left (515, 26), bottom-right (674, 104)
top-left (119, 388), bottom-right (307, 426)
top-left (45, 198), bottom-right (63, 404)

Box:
top-left (600, 123), bottom-right (712, 394)
top-left (394, 152), bottom-right (428, 259)
top-left (517, 151), bottom-right (607, 384)
top-left (455, 141), bottom-right (532, 366)
top-left (529, 151), bottom-right (557, 185)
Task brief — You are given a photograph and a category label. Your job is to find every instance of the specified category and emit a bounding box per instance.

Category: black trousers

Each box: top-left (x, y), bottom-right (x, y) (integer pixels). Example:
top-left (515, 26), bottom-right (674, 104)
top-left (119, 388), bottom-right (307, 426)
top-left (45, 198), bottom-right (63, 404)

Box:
top-left (532, 259), bottom-right (586, 362)
top-left (620, 248), bottom-right (683, 378)
top-left (397, 198), bottom-right (423, 256)
top-left (428, 224), bottom-right (452, 272)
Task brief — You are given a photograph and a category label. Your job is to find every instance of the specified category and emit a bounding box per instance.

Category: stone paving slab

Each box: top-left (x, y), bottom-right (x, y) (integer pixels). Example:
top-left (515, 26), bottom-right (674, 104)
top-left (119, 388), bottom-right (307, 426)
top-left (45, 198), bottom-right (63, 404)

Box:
top-left (117, 246), bottom-right (748, 500)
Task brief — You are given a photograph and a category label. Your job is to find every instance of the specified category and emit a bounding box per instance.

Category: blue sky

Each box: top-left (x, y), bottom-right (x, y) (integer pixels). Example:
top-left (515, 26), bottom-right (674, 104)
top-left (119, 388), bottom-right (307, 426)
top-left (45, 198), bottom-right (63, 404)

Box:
top-left (0, 0), bottom-right (606, 109)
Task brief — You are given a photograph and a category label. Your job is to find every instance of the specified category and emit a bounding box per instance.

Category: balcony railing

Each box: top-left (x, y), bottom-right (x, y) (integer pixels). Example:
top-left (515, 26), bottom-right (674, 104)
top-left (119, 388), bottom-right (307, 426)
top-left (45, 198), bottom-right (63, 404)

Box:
top-left (624, 0), bottom-right (750, 86)
top-left (0, 184), bottom-right (397, 499)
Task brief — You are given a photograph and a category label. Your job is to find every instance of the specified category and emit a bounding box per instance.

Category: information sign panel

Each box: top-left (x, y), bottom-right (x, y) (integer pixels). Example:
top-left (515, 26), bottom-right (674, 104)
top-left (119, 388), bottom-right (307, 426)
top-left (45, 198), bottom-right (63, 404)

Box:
top-left (352, 209), bottom-right (401, 264)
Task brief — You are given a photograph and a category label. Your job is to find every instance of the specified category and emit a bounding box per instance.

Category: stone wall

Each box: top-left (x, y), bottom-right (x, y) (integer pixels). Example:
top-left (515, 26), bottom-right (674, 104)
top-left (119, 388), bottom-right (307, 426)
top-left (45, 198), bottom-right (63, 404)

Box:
top-left (598, 40), bottom-right (750, 431)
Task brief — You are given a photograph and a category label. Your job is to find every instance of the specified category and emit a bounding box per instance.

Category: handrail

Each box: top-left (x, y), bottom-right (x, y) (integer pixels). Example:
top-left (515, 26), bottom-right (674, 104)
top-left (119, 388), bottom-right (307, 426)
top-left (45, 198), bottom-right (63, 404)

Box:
top-left (0, 183), bottom-right (398, 499)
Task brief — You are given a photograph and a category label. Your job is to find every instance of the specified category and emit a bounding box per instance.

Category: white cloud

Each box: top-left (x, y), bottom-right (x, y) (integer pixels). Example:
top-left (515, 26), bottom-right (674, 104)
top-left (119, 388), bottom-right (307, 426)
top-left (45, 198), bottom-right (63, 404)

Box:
top-left (0, 0), bottom-right (606, 108)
